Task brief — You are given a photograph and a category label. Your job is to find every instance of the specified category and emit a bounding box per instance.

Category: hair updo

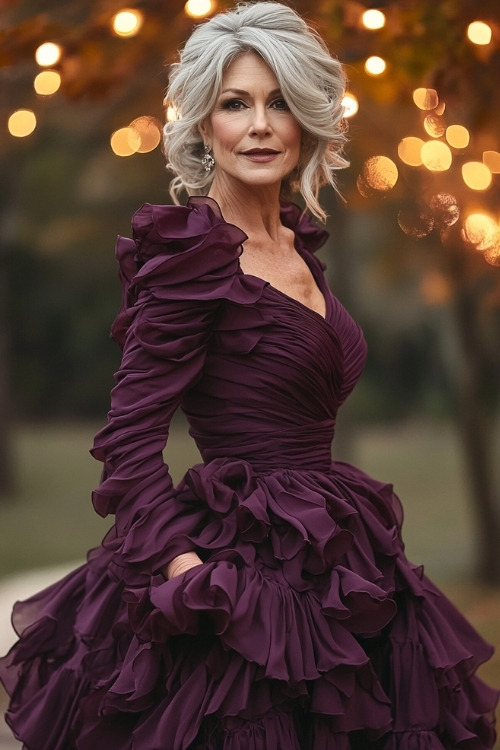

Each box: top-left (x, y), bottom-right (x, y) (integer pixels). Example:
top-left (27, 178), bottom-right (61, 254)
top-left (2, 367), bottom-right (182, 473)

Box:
top-left (163, 1), bottom-right (348, 220)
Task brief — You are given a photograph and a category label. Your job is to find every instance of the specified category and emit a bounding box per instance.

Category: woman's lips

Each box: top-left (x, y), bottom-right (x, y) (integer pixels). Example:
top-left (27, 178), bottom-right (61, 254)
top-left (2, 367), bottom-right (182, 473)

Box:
top-left (241, 149), bottom-right (280, 162)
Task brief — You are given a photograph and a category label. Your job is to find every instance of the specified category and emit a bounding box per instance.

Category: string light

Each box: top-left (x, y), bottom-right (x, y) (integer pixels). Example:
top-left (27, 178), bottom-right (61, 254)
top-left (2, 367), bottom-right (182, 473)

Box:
top-left (129, 116), bottom-right (162, 153)
top-left (341, 93), bottom-right (359, 118)
top-left (412, 88), bottom-right (439, 110)
top-left (8, 109), bottom-right (37, 137)
top-left (446, 125), bottom-right (470, 149)
top-left (35, 42), bottom-right (62, 67)
top-left (467, 21), bottom-right (492, 46)
top-left (420, 141), bottom-right (452, 171)
top-left (110, 127), bottom-right (141, 156)
top-left (462, 161), bottom-right (492, 190)
top-left (34, 70), bottom-right (61, 96)
top-left (423, 115), bottom-right (445, 138)
top-left (462, 213), bottom-right (499, 251)
top-left (484, 245), bottom-right (500, 267)
top-left (361, 9), bottom-right (386, 30)
top-left (112, 9), bottom-right (144, 37)
top-left (483, 151), bottom-right (500, 173)
top-left (184, 0), bottom-right (213, 18)
top-left (364, 56), bottom-right (386, 76)
top-left (360, 155), bottom-right (398, 192)
top-left (429, 193), bottom-right (460, 228)
top-left (397, 136), bottom-right (424, 166)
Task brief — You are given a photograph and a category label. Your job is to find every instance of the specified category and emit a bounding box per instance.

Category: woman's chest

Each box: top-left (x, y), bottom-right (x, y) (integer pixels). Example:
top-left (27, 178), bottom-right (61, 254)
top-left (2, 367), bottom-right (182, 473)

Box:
top-left (239, 248), bottom-right (326, 319)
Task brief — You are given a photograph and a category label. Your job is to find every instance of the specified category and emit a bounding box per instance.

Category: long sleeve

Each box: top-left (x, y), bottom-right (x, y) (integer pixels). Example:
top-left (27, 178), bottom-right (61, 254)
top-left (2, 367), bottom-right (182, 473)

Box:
top-left (91, 294), bottom-right (219, 583)
top-left (89, 198), bottom-right (257, 584)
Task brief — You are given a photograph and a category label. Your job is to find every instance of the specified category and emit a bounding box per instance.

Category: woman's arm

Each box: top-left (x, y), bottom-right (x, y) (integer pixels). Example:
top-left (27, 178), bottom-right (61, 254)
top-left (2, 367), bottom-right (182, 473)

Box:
top-left (91, 295), bottom-right (218, 584)
top-left (165, 551), bottom-right (203, 579)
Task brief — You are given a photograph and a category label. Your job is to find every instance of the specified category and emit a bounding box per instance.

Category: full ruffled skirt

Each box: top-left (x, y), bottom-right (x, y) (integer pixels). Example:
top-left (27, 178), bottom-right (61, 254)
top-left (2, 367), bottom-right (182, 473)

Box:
top-left (1, 460), bottom-right (498, 749)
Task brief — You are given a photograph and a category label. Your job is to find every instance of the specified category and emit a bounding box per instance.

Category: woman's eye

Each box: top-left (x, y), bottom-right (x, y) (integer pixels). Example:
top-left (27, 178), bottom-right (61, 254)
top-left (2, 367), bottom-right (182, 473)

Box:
top-left (272, 99), bottom-right (290, 111)
top-left (222, 99), bottom-right (246, 110)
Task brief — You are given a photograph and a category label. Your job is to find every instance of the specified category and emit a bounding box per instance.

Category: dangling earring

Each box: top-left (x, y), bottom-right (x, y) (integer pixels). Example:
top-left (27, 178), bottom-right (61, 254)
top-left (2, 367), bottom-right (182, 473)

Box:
top-left (201, 144), bottom-right (215, 173)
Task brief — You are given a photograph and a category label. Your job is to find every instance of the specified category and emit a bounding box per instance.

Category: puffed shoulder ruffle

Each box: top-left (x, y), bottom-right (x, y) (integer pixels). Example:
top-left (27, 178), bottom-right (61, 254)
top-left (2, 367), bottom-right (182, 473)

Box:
top-left (111, 196), bottom-right (261, 347)
top-left (279, 201), bottom-right (329, 254)
top-left (111, 196), bottom-right (328, 347)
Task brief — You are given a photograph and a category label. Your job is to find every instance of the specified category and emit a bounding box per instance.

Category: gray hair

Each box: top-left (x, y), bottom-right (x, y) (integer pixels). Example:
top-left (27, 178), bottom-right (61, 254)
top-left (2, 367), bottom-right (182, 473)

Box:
top-left (163, 2), bottom-right (348, 221)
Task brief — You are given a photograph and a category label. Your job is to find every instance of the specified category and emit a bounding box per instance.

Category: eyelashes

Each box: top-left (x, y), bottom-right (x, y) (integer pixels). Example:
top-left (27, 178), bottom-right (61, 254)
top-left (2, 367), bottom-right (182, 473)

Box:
top-left (219, 98), bottom-right (291, 112)
top-left (220, 99), bottom-right (246, 111)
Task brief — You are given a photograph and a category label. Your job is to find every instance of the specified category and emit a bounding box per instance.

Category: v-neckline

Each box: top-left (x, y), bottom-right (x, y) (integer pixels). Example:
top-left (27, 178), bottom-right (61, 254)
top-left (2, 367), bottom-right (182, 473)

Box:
top-left (196, 194), bottom-right (330, 322)
top-left (237, 248), bottom-right (331, 325)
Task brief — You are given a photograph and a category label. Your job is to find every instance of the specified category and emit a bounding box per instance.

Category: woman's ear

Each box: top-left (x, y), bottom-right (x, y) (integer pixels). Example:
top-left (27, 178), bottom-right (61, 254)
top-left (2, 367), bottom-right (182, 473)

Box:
top-left (198, 122), bottom-right (206, 139)
top-left (198, 119), bottom-right (211, 142)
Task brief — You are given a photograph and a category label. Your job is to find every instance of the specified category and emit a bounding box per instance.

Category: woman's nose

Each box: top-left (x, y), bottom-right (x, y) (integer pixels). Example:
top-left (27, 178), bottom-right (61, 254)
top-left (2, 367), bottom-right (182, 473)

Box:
top-left (248, 105), bottom-right (272, 135)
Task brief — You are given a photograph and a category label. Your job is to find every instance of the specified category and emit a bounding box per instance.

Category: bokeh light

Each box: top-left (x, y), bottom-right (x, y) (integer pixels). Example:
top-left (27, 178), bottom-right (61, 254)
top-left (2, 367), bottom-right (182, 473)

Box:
top-left (429, 193), bottom-right (460, 229)
top-left (421, 141), bottom-right (452, 171)
top-left (446, 125), bottom-right (470, 149)
top-left (484, 246), bottom-right (500, 267)
top-left (361, 9), bottom-right (386, 30)
top-left (360, 155), bottom-right (398, 192)
top-left (423, 115), bottom-right (445, 138)
top-left (483, 151), bottom-right (500, 173)
top-left (165, 103), bottom-right (180, 122)
top-left (7, 109), bottom-right (37, 137)
top-left (342, 93), bottom-right (359, 118)
top-left (462, 213), bottom-right (499, 252)
top-left (129, 116), bottom-right (162, 153)
top-left (112, 9), bottom-right (144, 37)
top-left (364, 56), bottom-right (386, 75)
top-left (184, 0), bottom-right (213, 18)
top-left (462, 161), bottom-right (492, 190)
top-left (35, 42), bottom-right (62, 67)
top-left (110, 127), bottom-right (141, 157)
top-left (412, 88), bottom-right (439, 110)
top-left (467, 21), bottom-right (492, 46)
top-left (34, 70), bottom-right (61, 96)
top-left (398, 206), bottom-right (434, 238)
top-left (398, 137), bottom-right (424, 167)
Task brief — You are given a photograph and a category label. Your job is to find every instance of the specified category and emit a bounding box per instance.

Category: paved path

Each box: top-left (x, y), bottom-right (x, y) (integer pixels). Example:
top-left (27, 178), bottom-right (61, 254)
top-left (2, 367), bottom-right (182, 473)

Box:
top-left (0, 564), bottom-right (77, 749)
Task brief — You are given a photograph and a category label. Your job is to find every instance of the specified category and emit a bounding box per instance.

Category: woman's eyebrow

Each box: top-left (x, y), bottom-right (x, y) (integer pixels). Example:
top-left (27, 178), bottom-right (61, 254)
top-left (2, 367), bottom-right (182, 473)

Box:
top-left (220, 87), bottom-right (282, 96)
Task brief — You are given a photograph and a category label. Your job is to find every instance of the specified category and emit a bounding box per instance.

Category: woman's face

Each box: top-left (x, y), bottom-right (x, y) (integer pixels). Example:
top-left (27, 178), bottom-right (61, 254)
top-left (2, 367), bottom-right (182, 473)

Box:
top-left (200, 52), bottom-right (302, 195)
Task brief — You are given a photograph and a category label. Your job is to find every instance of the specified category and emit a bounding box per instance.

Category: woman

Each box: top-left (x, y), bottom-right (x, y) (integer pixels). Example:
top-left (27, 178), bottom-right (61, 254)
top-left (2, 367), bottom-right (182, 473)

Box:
top-left (1, 3), bottom-right (498, 748)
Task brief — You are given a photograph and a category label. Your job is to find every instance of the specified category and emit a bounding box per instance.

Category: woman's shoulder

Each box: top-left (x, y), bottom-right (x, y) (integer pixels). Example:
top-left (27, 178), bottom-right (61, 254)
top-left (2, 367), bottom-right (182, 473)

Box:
top-left (130, 196), bottom-right (247, 266)
top-left (111, 197), bottom-right (263, 345)
top-left (115, 196), bottom-right (250, 297)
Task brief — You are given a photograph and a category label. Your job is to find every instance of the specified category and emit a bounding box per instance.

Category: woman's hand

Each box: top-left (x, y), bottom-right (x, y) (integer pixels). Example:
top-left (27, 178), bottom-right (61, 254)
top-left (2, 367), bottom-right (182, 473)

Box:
top-left (165, 551), bottom-right (203, 579)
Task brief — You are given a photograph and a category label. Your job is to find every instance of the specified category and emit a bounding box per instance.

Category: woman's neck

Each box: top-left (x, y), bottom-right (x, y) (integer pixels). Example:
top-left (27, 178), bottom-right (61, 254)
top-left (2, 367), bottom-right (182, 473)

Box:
top-left (208, 178), bottom-right (284, 243)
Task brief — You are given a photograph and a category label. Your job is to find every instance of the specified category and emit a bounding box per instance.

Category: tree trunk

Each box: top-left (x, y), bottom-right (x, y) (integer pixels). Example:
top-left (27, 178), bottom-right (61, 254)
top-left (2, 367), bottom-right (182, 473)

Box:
top-left (0, 158), bottom-right (18, 497)
top-left (0, 248), bottom-right (14, 496)
top-left (451, 286), bottom-right (500, 584)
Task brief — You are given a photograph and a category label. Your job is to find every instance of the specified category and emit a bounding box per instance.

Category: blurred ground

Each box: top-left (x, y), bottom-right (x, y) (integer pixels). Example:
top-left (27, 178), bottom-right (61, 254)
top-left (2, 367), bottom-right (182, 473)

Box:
top-left (0, 418), bottom-right (499, 748)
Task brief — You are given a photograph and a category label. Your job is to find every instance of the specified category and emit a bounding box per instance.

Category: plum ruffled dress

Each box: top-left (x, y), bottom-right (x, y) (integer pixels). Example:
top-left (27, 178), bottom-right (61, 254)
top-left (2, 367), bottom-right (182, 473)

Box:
top-left (1, 197), bottom-right (498, 749)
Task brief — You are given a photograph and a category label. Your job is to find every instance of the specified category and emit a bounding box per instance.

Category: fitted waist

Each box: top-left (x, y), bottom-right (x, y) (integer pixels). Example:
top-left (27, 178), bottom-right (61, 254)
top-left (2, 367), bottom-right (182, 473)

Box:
top-left (192, 419), bottom-right (335, 472)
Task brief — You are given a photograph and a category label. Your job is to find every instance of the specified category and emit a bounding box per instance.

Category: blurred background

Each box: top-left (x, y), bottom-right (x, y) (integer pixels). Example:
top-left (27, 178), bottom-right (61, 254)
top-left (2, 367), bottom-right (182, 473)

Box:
top-left (1, 0), bottom-right (500, 744)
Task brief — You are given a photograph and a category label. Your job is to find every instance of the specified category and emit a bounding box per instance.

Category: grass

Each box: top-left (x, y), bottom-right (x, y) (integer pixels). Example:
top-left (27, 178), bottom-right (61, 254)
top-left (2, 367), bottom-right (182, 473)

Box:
top-left (0, 417), bottom-right (499, 742)
top-left (0, 414), bottom-right (201, 576)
